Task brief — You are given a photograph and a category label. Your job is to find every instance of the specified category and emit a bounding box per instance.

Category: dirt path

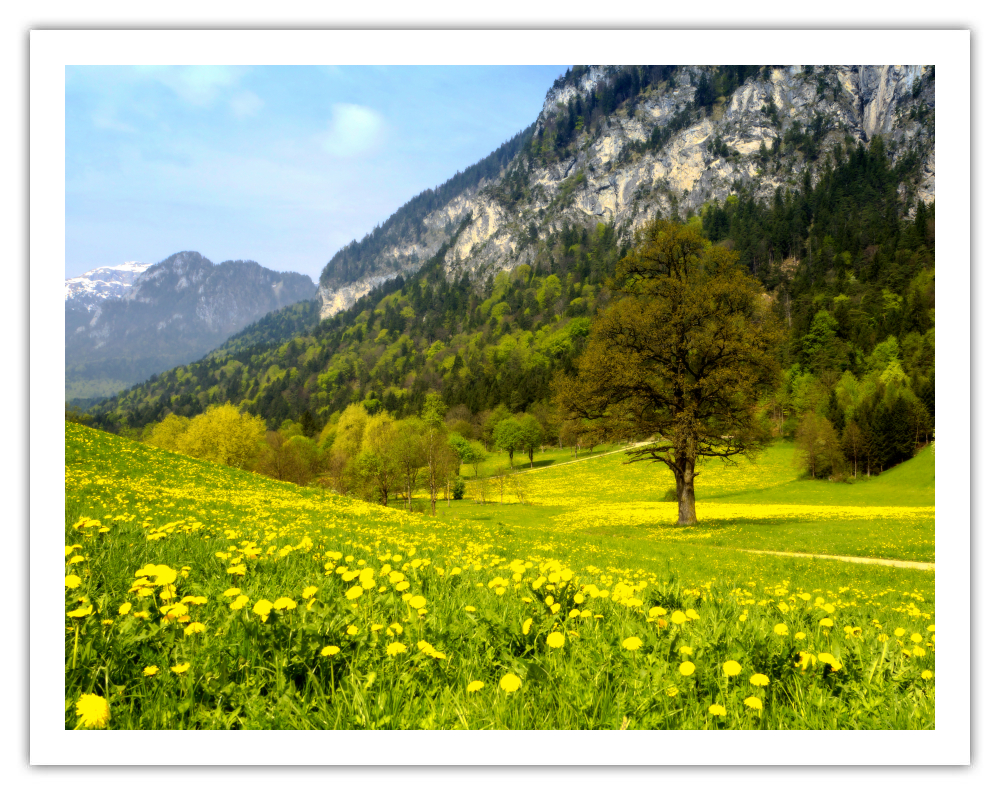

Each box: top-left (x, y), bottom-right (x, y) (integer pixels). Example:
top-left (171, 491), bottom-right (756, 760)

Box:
top-left (516, 442), bottom-right (651, 475)
top-left (736, 548), bottom-right (935, 570)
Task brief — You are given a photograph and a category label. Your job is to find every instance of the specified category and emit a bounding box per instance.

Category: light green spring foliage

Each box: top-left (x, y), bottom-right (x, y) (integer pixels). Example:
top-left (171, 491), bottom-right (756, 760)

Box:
top-left (65, 422), bottom-right (934, 730)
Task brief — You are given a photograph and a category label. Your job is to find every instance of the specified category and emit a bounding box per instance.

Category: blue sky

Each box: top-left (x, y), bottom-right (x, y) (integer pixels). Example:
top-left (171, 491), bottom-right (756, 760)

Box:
top-left (65, 65), bottom-right (570, 281)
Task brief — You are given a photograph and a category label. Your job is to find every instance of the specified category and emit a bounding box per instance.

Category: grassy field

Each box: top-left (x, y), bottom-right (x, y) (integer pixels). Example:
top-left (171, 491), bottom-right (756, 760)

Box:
top-left (64, 423), bottom-right (935, 730)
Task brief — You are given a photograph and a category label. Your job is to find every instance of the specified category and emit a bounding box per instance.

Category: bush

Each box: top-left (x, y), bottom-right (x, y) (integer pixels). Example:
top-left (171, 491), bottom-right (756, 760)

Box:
top-left (452, 477), bottom-right (466, 500)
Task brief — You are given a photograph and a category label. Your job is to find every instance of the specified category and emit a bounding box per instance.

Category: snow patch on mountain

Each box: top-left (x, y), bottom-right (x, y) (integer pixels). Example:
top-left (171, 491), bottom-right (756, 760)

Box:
top-left (65, 261), bottom-right (153, 310)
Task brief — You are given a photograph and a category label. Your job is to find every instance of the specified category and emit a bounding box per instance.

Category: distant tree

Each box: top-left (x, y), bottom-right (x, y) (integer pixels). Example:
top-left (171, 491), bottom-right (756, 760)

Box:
top-left (145, 413), bottom-right (191, 453)
top-left (175, 403), bottom-right (265, 470)
top-left (355, 411), bottom-right (400, 505)
top-left (840, 419), bottom-right (865, 478)
top-left (493, 417), bottom-right (525, 468)
top-left (795, 411), bottom-right (844, 478)
top-left (421, 391), bottom-right (448, 427)
top-left (391, 417), bottom-right (425, 510)
top-left (332, 403), bottom-right (369, 459)
top-left (420, 424), bottom-right (457, 516)
top-left (520, 415), bottom-right (543, 467)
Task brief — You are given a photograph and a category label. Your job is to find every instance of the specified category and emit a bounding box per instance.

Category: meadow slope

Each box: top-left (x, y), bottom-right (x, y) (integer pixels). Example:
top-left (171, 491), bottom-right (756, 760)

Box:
top-left (64, 423), bottom-right (935, 730)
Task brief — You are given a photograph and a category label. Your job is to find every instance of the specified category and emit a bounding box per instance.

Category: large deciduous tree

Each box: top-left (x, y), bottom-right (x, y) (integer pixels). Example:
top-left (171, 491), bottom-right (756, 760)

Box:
top-left (555, 221), bottom-right (784, 525)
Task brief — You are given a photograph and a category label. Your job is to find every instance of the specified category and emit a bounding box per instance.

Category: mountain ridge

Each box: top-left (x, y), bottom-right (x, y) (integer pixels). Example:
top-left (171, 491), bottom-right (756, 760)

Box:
top-left (315, 65), bottom-right (933, 318)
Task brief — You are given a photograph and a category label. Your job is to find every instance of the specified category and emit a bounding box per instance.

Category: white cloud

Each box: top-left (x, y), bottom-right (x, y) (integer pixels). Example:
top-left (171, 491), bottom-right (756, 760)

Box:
top-left (135, 65), bottom-right (245, 107)
top-left (230, 90), bottom-right (264, 119)
top-left (321, 103), bottom-right (384, 158)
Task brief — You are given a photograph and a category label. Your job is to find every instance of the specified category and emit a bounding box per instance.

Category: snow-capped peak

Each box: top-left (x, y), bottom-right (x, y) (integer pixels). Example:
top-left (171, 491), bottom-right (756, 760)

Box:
top-left (65, 261), bottom-right (154, 309)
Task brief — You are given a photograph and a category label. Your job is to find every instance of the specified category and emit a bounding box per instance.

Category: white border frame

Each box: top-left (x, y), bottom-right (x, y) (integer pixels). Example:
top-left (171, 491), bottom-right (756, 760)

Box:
top-left (31, 29), bottom-right (970, 765)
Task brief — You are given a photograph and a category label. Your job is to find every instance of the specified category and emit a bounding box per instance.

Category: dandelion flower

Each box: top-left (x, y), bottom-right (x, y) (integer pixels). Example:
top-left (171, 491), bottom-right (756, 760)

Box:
top-left (794, 632), bottom-right (806, 641)
top-left (273, 597), bottom-right (297, 611)
top-left (142, 665), bottom-right (159, 677)
top-left (522, 618), bottom-right (533, 635)
top-left (744, 696), bottom-right (763, 711)
top-left (894, 628), bottom-right (906, 637)
top-left (499, 673), bottom-right (522, 694)
top-left (252, 599), bottom-right (273, 622)
top-left (921, 670), bottom-right (934, 680)
top-left (622, 637), bottom-right (642, 652)
top-left (345, 585), bottom-right (364, 600)
top-left (679, 661), bottom-right (695, 676)
top-left (65, 575), bottom-right (82, 589)
top-left (347, 625), bottom-right (359, 636)
top-left (679, 646), bottom-right (693, 655)
top-left (320, 646), bottom-right (340, 657)
top-left (708, 704), bottom-right (726, 717)
top-left (229, 594), bottom-right (249, 610)
top-left (302, 586), bottom-right (319, 600)
top-left (910, 633), bottom-right (923, 644)
top-left (409, 595), bottom-right (427, 610)
top-left (749, 673), bottom-right (770, 687)
top-left (546, 631), bottom-right (566, 649)
top-left (723, 660), bottom-right (742, 677)
top-left (67, 604), bottom-right (93, 619)
top-left (819, 618), bottom-right (833, 628)
top-left (183, 622), bottom-right (206, 635)
top-left (386, 642), bottom-right (407, 657)
top-left (773, 623), bottom-right (788, 636)
top-left (223, 587), bottom-right (242, 597)
top-left (75, 694), bottom-right (110, 729)
top-left (118, 602), bottom-right (132, 616)
top-left (467, 680), bottom-right (484, 693)
top-left (171, 663), bottom-right (190, 674)
top-left (670, 610), bottom-right (687, 625)
top-left (685, 609), bottom-right (700, 620)
top-left (817, 652), bottom-right (842, 672)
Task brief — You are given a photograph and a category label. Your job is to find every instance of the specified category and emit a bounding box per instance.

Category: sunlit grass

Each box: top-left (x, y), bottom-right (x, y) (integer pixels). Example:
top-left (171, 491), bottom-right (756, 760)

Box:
top-left (64, 423), bottom-right (935, 730)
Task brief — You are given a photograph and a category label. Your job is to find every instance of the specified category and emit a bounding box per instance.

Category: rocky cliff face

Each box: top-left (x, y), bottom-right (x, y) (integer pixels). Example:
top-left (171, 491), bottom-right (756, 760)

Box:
top-left (66, 251), bottom-right (316, 399)
top-left (317, 64), bottom-right (934, 318)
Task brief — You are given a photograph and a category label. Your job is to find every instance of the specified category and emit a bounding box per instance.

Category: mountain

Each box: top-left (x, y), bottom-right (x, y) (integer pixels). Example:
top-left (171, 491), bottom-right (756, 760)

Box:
top-left (318, 65), bottom-right (933, 315)
top-left (65, 261), bottom-right (154, 311)
top-left (90, 64), bottom-right (934, 454)
top-left (66, 251), bottom-right (316, 400)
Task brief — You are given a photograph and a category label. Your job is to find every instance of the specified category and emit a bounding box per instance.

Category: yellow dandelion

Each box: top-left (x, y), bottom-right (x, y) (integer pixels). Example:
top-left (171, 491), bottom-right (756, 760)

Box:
top-left (499, 673), bottom-right (522, 694)
top-left (118, 602), bottom-right (132, 616)
top-left (345, 585), bottom-right (364, 600)
top-left (467, 680), bottom-right (484, 693)
top-left (229, 594), bottom-right (249, 610)
top-left (252, 599), bottom-right (273, 622)
top-left (142, 665), bottom-right (159, 677)
top-left (749, 673), bottom-right (770, 687)
top-left (409, 595), bottom-right (427, 610)
top-left (622, 637), bottom-right (642, 651)
top-left (302, 586), bottom-right (319, 600)
top-left (708, 704), bottom-right (726, 717)
top-left (773, 623), bottom-right (789, 636)
top-left (183, 622), bottom-right (206, 635)
top-left (386, 642), bottom-right (407, 656)
top-left (171, 662), bottom-right (190, 674)
top-left (546, 631), bottom-right (566, 649)
top-left (273, 597), bottom-right (297, 611)
top-left (223, 587), bottom-right (242, 597)
top-left (522, 618), bottom-right (533, 635)
top-left (817, 652), bottom-right (842, 672)
top-left (670, 610), bottom-right (687, 625)
top-left (722, 660), bottom-right (742, 677)
top-left (679, 661), bottom-right (696, 676)
top-left (921, 670), bottom-right (934, 680)
top-left (744, 696), bottom-right (763, 711)
top-left (75, 694), bottom-right (110, 729)
top-left (65, 575), bottom-right (82, 589)
top-left (320, 646), bottom-right (340, 657)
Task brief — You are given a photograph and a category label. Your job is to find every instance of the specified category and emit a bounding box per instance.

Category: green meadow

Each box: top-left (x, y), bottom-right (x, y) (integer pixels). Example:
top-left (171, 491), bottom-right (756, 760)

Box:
top-left (65, 423), bottom-right (935, 730)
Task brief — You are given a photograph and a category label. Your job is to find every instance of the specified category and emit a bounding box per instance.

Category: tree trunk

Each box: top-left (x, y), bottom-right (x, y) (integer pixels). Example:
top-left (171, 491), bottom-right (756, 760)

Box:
top-left (677, 466), bottom-right (697, 526)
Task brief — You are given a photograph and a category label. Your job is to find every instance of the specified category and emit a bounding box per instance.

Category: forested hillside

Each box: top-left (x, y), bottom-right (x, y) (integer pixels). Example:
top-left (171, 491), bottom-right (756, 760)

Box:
top-left (83, 134), bottom-right (933, 484)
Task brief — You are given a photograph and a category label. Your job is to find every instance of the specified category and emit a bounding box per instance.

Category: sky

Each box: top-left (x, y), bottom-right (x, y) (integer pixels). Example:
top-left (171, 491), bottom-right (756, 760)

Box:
top-left (65, 65), bottom-right (570, 282)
